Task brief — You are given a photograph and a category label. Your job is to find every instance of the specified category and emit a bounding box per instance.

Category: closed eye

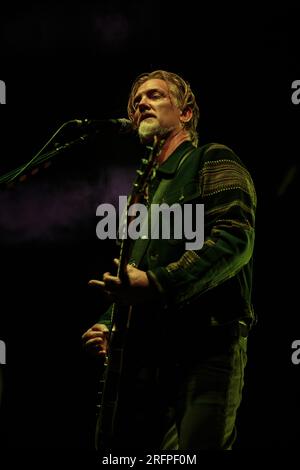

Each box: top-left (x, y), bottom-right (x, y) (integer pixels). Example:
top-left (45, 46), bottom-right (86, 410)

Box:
top-left (133, 88), bottom-right (166, 109)
top-left (150, 91), bottom-right (163, 99)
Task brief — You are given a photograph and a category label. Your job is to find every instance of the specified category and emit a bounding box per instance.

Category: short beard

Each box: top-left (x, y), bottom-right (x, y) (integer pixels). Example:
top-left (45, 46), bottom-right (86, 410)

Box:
top-left (138, 119), bottom-right (168, 144)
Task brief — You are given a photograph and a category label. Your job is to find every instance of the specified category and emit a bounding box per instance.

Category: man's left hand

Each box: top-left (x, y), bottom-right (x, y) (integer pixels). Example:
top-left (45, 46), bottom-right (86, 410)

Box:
top-left (88, 258), bottom-right (157, 305)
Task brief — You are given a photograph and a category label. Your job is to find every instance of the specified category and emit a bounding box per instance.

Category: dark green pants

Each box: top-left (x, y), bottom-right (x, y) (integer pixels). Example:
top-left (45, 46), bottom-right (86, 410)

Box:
top-left (97, 333), bottom-right (248, 451)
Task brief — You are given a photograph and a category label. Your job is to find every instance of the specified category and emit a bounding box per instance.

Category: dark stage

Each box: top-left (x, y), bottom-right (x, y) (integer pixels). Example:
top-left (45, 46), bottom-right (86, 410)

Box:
top-left (0, 2), bottom-right (299, 453)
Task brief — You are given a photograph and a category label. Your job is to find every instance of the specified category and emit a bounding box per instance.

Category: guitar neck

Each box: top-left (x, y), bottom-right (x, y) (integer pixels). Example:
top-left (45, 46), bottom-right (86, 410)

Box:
top-left (95, 137), bottom-right (161, 449)
top-left (116, 239), bottom-right (130, 282)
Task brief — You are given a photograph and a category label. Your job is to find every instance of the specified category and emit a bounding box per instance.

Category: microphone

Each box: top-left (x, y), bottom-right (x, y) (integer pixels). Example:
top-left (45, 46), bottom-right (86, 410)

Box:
top-left (74, 118), bottom-right (134, 134)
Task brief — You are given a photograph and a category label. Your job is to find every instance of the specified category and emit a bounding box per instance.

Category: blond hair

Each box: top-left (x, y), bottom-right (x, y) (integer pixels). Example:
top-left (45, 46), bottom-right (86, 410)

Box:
top-left (127, 70), bottom-right (200, 147)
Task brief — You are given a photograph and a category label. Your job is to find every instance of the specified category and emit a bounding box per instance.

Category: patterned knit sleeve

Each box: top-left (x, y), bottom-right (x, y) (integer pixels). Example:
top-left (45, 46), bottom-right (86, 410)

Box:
top-left (147, 143), bottom-right (257, 308)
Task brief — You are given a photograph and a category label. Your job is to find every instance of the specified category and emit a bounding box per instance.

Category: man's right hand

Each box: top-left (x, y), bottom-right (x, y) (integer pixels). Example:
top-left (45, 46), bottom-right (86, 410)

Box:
top-left (81, 323), bottom-right (109, 358)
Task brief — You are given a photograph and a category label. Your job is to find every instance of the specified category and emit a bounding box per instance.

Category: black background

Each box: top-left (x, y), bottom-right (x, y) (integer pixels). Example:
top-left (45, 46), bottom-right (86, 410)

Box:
top-left (0, 2), bottom-right (299, 451)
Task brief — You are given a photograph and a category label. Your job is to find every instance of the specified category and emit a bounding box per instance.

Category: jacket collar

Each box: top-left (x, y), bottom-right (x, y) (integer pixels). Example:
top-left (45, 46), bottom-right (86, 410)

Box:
top-left (157, 141), bottom-right (195, 176)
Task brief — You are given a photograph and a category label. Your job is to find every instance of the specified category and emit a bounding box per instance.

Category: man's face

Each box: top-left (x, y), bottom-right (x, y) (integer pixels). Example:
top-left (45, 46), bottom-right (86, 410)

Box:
top-left (132, 78), bottom-right (182, 142)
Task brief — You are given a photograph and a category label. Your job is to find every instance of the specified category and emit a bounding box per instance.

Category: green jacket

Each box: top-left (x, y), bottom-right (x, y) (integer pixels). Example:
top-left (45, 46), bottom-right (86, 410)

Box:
top-left (100, 140), bottom-right (257, 337)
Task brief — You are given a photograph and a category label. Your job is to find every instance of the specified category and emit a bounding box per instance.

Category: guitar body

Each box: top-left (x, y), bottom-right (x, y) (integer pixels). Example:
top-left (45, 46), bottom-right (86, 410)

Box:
top-left (95, 306), bottom-right (131, 450)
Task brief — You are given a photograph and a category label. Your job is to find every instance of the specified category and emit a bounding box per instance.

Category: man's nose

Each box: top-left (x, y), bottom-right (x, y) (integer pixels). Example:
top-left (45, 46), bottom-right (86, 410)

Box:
top-left (138, 96), bottom-right (151, 112)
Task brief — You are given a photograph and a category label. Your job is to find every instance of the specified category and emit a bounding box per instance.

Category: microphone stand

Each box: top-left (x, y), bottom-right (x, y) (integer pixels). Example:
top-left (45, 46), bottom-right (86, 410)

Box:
top-left (0, 131), bottom-right (91, 189)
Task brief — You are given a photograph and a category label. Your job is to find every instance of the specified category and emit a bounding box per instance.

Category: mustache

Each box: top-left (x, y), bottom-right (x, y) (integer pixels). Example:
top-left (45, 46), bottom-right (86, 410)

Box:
top-left (139, 113), bottom-right (156, 124)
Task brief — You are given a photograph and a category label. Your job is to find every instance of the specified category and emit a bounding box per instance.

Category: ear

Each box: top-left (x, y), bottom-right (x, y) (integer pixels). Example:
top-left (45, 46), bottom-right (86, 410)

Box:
top-left (180, 107), bottom-right (193, 124)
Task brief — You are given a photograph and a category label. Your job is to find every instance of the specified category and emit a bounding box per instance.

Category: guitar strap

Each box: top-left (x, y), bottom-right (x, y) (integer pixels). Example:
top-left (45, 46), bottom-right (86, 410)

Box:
top-left (129, 146), bottom-right (195, 268)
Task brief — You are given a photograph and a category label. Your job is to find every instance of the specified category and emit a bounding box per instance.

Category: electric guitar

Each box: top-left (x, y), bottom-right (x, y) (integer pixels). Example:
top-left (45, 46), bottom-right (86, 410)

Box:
top-left (95, 137), bottom-right (160, 451)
